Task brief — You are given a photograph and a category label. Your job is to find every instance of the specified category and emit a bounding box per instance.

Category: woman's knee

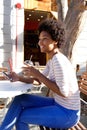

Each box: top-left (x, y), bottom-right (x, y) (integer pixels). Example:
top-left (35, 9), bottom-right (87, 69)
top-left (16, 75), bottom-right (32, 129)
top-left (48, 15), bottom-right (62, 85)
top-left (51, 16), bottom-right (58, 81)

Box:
top-left (13, 94), bottom-right (27, 104)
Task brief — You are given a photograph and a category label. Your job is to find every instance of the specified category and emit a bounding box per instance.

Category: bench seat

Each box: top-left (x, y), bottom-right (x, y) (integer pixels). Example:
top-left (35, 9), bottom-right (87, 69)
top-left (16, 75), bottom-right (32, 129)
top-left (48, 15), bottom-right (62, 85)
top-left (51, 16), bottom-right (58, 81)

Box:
top-left (39, 121), bottom-right (86, 130)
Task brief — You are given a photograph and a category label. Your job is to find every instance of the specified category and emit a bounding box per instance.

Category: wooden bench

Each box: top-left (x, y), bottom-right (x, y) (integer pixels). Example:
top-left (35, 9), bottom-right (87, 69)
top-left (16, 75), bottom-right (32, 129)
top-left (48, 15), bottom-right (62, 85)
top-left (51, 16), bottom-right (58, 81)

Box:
top-left (39, 72), bottom-right (87, 130)
top-left (0, 67), bottom-right (8, 80)
top-left (39, 121), bottom-right (86, 130)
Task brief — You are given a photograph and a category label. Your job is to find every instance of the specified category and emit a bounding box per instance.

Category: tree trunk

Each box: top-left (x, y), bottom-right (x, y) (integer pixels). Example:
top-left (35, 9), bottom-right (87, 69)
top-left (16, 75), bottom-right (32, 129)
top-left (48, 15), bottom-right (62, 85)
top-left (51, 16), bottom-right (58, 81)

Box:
top-left (56, 0), bottom-right (87, 60)
top-left (57, 0), bottom-right (68, 21)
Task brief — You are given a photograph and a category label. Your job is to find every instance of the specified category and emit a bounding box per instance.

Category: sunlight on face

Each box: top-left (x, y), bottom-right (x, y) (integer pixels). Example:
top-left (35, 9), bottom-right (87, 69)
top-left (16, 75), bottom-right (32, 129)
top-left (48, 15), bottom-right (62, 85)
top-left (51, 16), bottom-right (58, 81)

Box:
top-left (38, 31), bottom-right (56, 53)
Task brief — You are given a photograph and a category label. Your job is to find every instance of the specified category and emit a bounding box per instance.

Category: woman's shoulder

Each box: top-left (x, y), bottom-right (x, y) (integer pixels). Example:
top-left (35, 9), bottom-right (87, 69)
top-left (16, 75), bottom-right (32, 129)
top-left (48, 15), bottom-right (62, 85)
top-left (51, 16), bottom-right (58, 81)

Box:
top-left (52, 52), bottom-right (68, 62)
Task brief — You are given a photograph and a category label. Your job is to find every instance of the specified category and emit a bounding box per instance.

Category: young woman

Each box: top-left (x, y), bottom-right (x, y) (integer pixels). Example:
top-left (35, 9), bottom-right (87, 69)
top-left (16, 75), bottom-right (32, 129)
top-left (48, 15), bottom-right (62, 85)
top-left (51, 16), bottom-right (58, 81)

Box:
top-left (0, 19), bottom-right (80, 130)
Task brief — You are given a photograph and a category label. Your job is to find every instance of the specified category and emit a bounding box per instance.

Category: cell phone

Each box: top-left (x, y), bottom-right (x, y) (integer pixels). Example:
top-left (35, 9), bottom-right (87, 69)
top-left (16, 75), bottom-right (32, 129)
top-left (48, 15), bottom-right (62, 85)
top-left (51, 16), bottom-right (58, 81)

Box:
top-left (2, 71), bottom-right (12, 80)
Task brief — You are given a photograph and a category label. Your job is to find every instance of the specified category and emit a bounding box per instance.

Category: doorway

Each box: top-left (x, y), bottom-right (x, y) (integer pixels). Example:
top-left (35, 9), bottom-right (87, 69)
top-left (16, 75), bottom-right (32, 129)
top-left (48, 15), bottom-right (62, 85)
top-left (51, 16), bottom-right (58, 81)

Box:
top-left (24, 30), bottom-right (46, 65)
top-left (24, 10), bottom-right (52, 65)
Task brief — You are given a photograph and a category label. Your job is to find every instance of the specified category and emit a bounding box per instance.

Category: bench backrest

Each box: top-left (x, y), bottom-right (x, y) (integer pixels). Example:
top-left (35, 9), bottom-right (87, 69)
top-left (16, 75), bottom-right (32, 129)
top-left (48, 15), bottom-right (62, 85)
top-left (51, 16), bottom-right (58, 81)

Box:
top-left (79, 72), bottom-right (87, 96)
top-left (0, 67), bottom-right (8, 80)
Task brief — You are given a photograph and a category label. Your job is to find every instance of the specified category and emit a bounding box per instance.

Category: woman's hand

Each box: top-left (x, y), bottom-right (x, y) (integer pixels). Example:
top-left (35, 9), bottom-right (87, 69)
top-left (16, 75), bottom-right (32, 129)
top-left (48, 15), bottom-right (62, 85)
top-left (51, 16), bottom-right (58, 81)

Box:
top-left (8, 72), bottom-right (19, 82)
top-left (22, 65), bottom-right (40, 78)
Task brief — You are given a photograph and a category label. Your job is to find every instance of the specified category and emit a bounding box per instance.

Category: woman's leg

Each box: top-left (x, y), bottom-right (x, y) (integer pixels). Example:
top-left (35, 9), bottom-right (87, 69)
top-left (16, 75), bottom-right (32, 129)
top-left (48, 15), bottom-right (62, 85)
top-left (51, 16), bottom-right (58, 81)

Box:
top-left (16, 103), bottom-right (80, 130)
top-left (0, 94), bottom-right (54, 130)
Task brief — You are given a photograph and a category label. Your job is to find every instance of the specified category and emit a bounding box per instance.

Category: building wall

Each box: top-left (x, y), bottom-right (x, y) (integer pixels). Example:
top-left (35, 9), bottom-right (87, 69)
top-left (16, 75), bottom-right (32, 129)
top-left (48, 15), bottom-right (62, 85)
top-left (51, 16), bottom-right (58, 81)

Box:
top-left (72, 11), bottom-right (87, 74)
top-left (24, 0), bottom-right (51, 11)
top-left (0, 0), bottom-right (24, 70)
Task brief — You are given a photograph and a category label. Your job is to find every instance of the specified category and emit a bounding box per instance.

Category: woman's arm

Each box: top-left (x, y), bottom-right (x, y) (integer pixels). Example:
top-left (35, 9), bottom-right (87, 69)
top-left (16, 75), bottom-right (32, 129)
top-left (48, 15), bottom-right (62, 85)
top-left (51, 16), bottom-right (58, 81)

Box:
top-left (35, 71), bottom-right (65, 97)
top-left (22, 66), bottom-right (65, 97)
top-left (8, 72), bottom-right (41, 85)
top-left (19, 75), bottom-right (41, 85)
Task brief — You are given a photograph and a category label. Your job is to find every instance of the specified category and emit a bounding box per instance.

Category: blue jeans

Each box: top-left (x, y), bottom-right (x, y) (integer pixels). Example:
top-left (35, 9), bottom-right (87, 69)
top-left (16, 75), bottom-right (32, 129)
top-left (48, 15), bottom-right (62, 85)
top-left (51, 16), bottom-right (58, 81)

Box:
top-left (0, 94), bottom-right (80, 130)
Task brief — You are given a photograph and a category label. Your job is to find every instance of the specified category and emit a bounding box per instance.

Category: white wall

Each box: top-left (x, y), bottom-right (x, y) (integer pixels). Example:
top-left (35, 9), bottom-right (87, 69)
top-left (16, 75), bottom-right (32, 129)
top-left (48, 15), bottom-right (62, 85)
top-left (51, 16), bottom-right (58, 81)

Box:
top-left (72, 11), bottom-right (87, 75)
top-left (0, 0), bottom-right (24, 70)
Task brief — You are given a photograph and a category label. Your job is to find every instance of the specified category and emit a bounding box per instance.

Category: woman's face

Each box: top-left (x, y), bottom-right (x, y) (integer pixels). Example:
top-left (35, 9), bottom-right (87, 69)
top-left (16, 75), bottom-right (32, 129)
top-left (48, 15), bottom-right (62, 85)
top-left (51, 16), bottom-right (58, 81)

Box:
top-left (38, 31), bottom-right (57, 54)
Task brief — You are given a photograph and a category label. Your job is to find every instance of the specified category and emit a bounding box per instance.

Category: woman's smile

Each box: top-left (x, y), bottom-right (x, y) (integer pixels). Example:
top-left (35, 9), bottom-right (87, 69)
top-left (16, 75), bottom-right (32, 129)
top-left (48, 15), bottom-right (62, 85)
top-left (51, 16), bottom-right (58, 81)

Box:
top-left (38, 31), bottom-right (58, 58)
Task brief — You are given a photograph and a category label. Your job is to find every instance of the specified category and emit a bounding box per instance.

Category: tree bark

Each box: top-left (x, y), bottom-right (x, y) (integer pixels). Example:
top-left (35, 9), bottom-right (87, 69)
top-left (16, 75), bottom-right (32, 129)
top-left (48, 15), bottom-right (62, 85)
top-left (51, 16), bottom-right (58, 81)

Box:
top-left (56, 0), bottom-right (87, 60)
top-left (57, 0), bottom-right (68, 21)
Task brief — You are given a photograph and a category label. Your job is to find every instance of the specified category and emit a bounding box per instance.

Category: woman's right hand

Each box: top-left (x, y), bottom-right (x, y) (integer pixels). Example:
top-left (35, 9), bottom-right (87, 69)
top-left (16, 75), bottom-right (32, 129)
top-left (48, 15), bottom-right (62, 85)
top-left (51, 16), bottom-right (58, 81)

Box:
top-left (8, 72), bottom-right (19, 82)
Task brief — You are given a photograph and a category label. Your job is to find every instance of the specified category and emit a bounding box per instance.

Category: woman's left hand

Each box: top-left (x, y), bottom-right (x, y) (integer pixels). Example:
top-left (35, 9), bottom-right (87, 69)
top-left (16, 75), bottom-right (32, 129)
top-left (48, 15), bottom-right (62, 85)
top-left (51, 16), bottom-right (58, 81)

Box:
top-left (22, 65), bottom-right (40, 78)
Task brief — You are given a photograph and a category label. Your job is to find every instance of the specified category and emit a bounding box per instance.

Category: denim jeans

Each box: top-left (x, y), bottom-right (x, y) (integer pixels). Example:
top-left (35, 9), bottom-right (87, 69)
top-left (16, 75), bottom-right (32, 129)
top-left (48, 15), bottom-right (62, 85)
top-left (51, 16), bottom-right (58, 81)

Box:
top-left (0, 94), bottom-right (80, 130)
